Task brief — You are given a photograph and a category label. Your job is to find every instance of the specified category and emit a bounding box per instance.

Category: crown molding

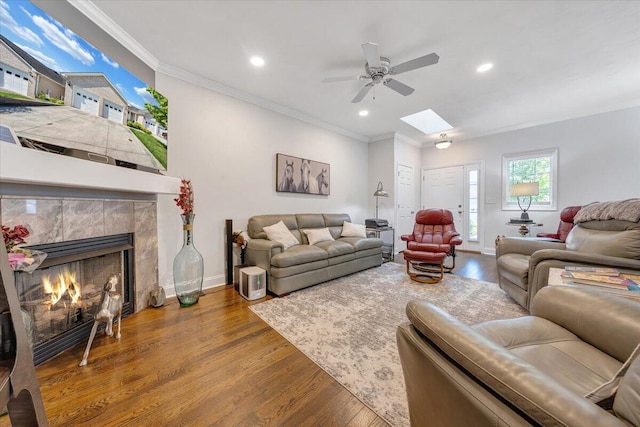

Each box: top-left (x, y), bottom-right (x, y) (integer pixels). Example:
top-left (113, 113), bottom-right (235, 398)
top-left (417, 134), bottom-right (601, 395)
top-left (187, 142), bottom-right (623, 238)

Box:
top-left (368, 133), bottom-right (396, 143)
top-left (67, 0), bottom-right (159, 70)
top-left (157, 63), bottom-right (369, 143)
top-left (394, 132), bottom-right (423, 148)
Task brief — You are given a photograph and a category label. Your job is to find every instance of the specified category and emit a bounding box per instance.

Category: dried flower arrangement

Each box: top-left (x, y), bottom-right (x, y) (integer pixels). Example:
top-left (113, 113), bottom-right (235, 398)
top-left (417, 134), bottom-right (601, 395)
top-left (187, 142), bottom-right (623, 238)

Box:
top-left (232, 230), bottom-right (249, 264)
top-left (174, 179), bottom-right (194, 216)
top-left (2, 224), bottom-right (46, 271)
top-left (2, 224), bottom-right (30, 252)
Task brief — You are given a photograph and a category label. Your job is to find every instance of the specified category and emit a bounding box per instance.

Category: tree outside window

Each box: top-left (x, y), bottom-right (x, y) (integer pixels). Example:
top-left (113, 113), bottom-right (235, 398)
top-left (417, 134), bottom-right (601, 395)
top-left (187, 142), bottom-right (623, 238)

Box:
top-left (503, 149), bottom-right (558, 211)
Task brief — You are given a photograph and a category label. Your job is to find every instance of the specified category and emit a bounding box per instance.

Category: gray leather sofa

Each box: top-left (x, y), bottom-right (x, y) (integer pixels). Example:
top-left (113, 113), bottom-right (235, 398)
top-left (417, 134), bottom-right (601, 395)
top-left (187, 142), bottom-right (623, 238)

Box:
top-left (246, 213), bottom-right (383, 295)
top-left (397, 285), bottom-right (640, 426)
top-left (496, 219), bottom-right (640, 309)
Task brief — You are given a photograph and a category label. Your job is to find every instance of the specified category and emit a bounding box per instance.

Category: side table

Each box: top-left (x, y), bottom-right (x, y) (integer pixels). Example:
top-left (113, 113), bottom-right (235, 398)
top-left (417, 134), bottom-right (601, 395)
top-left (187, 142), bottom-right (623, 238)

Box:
top-left (506, 221), bottom-right (543, 236)
top-left (367, 227), bottom-right (395, 263)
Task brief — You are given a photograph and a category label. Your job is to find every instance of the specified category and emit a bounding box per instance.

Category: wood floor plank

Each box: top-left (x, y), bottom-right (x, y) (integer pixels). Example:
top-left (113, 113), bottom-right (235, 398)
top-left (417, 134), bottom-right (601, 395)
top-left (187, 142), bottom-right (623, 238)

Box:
top-left (0, 252), bottom-right (495, 426)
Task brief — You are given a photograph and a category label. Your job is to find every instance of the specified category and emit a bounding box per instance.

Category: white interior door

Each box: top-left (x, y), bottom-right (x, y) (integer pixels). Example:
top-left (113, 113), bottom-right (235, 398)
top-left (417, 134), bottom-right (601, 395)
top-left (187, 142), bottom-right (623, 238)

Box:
top-left (423, 166), bottom-right (465, 247)
top-left (396, 164), bottom-right (415, 253)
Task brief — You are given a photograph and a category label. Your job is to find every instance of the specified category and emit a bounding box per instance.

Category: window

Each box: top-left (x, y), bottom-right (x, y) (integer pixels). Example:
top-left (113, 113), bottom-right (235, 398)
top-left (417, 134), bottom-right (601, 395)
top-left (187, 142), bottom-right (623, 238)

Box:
top-left (468, 168), bottom-right (479, 241)
top-left (502, 148), bottom-right (558, 211)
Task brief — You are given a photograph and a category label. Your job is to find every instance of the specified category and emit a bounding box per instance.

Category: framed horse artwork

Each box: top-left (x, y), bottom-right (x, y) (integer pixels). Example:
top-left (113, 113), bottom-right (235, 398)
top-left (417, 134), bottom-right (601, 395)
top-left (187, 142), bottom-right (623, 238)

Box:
top-left (276, 153), bottom-right (330, 195)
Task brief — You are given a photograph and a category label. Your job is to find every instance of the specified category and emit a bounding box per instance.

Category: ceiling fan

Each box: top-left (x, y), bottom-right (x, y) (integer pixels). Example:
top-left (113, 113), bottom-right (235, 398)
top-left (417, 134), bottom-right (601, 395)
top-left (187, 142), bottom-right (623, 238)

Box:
top-left (322, 42), bottom-right (439, 103)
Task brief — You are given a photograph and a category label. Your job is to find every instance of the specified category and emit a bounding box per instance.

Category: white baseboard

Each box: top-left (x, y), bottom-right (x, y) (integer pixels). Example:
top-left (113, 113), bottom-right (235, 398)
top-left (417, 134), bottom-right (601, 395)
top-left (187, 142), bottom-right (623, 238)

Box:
top-left (482, 248), bottom-right (496, 256)
top-left (162, 274), bottom-right (227, 298)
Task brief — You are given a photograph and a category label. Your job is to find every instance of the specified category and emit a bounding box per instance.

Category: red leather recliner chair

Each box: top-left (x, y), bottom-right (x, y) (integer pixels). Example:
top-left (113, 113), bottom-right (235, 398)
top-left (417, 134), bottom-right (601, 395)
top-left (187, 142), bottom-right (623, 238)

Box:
top-left (536, 205), bottom-right (581, 242)
top-left (401, 209), bottom-right (463, 283)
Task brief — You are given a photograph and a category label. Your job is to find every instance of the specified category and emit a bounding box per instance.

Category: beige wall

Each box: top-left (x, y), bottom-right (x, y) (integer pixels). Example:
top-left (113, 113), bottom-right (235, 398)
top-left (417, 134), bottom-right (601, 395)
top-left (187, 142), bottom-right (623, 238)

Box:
top-left (155, 72), bottom-right (370, 294)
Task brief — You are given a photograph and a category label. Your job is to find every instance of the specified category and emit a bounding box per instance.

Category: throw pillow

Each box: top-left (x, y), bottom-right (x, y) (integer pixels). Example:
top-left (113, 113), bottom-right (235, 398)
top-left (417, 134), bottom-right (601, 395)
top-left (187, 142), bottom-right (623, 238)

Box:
top-left (303, 228), bottom-right (335, 245)
top-left (341, 221), bottom-right (367, 238)
top-left (585, 342), bottom-right (640, 403)
top-left (263, 220), bottom-right (299, 249)
top-left (613, 346), bottom-right (640, 425)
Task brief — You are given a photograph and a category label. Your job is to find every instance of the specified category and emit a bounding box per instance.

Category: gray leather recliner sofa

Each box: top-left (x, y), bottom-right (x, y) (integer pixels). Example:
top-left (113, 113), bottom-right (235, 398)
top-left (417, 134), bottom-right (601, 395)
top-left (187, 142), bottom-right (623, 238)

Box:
top-left (246, 213), bottom-right (383, 295)
top-left (397, 285), bottom-right (640, 426)
top-left (496, 219), bottom-right (640, 309)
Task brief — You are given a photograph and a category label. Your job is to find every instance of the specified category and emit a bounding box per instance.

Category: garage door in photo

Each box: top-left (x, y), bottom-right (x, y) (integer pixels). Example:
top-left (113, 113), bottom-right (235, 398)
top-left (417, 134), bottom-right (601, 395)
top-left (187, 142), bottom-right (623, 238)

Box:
top-left (0, 64), bottom-right (29, 96)
top-left (72, 87), bottom-right (99, 116)
top-left (102, 99), bottom-right (124, 123)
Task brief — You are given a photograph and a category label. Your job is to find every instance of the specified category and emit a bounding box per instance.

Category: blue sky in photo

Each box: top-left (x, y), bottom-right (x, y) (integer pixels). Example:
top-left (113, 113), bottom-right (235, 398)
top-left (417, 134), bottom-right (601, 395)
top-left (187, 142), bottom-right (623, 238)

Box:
top-left (0, 0), bottom-right (158, 109)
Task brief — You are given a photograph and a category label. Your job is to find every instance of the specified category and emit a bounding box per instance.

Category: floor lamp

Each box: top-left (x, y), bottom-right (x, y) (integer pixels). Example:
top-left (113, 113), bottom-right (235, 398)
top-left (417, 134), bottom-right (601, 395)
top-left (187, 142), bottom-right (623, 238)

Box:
top-left (373, 181), bottom-right (388, 219)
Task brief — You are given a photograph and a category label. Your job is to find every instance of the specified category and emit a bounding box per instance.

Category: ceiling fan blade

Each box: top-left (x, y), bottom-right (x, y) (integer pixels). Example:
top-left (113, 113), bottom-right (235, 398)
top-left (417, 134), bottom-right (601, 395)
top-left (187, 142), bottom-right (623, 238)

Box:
top-left (391, 53), bottom-right (439, 75)
top-left (383, 78), bottom-right (414, 96)
top-left (322, 76), bottom-right (364, 83)
top-left (352, 82), bottom-right (374, 103)
top-left (361, 42), bottom-right (381, 68)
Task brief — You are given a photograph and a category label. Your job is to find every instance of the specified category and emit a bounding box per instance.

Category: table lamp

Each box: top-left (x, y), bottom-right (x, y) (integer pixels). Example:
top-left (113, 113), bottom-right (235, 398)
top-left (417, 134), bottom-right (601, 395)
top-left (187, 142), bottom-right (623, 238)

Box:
top-left (510, 182), bottom-right (539, 220)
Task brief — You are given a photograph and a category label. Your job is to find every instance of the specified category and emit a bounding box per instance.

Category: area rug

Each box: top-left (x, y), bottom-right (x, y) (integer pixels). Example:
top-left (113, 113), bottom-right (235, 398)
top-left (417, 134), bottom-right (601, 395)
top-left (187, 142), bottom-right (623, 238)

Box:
top-left (249, 262), bottom-right (528, 426)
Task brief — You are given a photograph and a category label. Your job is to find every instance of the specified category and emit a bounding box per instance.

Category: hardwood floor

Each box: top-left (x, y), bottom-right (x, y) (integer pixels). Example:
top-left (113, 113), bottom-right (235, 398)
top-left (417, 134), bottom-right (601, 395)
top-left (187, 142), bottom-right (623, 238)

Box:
top-left (4, 252), bottom-right (497, 426)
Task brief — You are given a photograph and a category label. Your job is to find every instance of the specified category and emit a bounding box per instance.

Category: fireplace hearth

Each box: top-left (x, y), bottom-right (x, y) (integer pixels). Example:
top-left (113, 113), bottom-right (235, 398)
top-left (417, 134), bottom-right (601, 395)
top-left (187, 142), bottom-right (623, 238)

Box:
top-left (16, 234), bottom-right (134, 365)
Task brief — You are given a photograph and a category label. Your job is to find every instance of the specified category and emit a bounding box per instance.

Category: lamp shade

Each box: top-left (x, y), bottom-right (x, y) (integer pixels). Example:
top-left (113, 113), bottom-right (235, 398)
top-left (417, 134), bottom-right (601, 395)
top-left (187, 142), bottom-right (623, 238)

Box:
top-left (510, 182), bottom-right (539, 197)
top-left (373, 181), bottom-right (388, 197)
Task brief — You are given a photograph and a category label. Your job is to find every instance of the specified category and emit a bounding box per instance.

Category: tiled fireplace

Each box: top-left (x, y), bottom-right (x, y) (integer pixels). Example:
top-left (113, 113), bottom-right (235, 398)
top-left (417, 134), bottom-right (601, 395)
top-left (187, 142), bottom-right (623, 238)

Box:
top-left (15, 234), bottom-right (135, 365)
top-left (0, 195), bottom-right (159, 364)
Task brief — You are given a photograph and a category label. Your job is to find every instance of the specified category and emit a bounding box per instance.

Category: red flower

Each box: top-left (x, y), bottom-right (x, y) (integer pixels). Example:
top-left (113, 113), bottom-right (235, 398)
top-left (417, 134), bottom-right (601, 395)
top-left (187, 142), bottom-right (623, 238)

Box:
top-left (2, 224), bottom-right (30, 251)
top-left (174, 179), bottom-right (194, 216)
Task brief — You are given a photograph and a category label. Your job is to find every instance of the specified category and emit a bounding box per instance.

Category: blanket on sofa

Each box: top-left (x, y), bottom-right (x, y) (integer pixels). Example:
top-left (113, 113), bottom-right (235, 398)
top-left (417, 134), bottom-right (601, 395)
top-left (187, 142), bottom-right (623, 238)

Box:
top-left (573, 198), bottom-right (640, 223)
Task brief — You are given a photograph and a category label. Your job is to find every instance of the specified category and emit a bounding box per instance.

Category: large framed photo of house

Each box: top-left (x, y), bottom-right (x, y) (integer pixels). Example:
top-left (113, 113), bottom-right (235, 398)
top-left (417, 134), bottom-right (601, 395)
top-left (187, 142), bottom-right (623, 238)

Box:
top-left (276, 154), bottom-right (330, 195)
top-left (0, 1), bottom-right (169, 173)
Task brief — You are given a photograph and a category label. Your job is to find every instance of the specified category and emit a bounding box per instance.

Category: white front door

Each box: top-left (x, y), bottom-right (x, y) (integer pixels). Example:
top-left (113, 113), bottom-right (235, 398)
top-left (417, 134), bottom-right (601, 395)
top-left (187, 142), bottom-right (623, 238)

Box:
top-left (423, 166), bottom-right (465, 247)
top-left (396, 163), bottom-right (415, 252)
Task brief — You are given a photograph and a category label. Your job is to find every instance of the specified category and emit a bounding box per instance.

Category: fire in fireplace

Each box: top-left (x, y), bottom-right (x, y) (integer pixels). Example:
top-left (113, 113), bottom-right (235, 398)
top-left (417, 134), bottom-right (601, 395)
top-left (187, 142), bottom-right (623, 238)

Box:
top-left (15, 234), bottom-right (134, 365)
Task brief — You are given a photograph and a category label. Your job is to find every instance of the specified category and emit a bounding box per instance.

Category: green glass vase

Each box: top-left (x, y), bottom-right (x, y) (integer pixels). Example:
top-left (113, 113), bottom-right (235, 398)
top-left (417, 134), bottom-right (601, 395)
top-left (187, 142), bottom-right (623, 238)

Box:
top-left (173, 214), bottom-right (204, 306)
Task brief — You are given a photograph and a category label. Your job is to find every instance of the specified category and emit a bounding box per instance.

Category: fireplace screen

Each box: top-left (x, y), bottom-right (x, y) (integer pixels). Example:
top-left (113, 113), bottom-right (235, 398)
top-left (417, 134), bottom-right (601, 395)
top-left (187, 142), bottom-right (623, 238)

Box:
top-left (15, 253), bottom-right (122, 347)
top-left (14, 234), bottom-right (134, 364)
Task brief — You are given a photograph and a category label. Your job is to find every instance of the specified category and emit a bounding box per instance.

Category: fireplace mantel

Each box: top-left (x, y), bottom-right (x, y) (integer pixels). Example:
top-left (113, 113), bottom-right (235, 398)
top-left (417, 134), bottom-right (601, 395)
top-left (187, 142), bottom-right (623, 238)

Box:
top-left (1, 143), bottom-right (180, 194)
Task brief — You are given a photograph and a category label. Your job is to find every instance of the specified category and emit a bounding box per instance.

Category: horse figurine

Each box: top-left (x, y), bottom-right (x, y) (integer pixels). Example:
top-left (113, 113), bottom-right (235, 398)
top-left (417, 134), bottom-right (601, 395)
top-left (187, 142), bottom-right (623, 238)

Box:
top-left (317, 168), bottom-right (329, 195)
top-left (296, 159), bottom-right (319, 194)
top-left (79, 274), bottom-right (122, 367)
top-left (278, 160), bottom-right (295, 192)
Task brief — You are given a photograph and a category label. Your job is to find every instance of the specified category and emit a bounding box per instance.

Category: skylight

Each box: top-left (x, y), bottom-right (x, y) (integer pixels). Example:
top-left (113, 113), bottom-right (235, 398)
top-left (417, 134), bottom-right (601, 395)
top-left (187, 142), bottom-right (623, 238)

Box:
top-left (400, 109), bottom-right (453, 135)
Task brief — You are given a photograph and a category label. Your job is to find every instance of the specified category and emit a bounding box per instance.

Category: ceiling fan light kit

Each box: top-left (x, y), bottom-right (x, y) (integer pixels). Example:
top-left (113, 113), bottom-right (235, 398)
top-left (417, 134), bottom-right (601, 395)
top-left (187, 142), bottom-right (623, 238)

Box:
top-left (435, 133), bottom-right (452, 149)
top-left (322, 42), bottom-right (439, 103)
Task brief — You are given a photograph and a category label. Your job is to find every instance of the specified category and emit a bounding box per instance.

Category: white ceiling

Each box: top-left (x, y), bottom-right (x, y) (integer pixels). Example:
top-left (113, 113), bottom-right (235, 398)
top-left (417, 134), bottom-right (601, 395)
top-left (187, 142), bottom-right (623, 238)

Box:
top-left (87, 0), bottom-right (640, 145)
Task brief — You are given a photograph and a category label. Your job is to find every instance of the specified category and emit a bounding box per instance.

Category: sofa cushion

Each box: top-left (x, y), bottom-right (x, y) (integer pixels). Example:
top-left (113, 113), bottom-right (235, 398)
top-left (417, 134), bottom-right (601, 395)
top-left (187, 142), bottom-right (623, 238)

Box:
top-left (263, 220), bottom-right (300, 249)
top-left (303, 228), bottom-right (334, 245)
top-left (296, 214), bottom-right (326, 229)
top-left (338, 236), bottom-right (383, 251)
top-left (271, 259), bottom-right (328, 278)
top-left (565, 220), bottom-right (640, 260)
top-left (407, 241), bottom-right (452, 253)
top-left (314, 240), bottom-right (354, 257)
top-left (341, 221), bottom-right (366, 238)
top-left (473, 317), bottom-right (622, 397)
top-left (323, 213), bottom-right (351, 239)
top-left (613, 350), bottom-right (640, 425)
top-left (248, 214), bottom-right (297, 239)
top-left (496, 253), bottom-right (530, 290)
top-left (271, 244), bottom-right (328, 268)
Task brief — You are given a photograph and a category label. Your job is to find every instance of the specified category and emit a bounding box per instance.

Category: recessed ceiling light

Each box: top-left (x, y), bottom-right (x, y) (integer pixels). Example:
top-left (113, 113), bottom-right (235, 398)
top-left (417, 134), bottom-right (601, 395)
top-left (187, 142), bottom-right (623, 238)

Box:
top-left (250, 56), bottom-right (265, 67)
top-left (477, 63), bottom-right (493, 73)
top-left (359, 110), bottom-right (369, 117)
